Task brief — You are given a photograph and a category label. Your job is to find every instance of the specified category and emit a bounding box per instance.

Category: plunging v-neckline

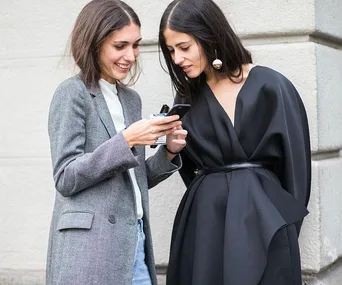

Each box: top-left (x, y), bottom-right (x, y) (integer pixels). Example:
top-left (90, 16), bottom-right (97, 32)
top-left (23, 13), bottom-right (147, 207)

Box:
top-left (205, 65), bottom-right (257, 130)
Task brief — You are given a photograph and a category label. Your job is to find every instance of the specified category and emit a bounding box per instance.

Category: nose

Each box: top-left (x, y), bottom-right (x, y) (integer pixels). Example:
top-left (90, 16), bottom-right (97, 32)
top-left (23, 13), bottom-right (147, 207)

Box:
top-left (174, 51), bottom-right (184, 65)
top-left (124, 47), bottom-right (136, 62)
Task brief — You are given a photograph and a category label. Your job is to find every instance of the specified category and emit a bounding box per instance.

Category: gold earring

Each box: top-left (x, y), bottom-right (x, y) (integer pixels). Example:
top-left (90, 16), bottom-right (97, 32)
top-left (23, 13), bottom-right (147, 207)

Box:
top-left (212, 50), bottom-right (222, 70)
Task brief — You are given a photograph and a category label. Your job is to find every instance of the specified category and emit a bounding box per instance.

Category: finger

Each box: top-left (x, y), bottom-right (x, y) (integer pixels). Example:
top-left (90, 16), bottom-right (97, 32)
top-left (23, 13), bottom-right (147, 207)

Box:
top-left (154, 121), bottom-right (182, 133)
top-left (150, 115), bottom-right (180, 125)
top-left (156, 129), bottom-right (177, 138)
top-left (136, 139), bottom-right (158, 146)
top-left (171, 139), bottom-right (187, 144)
top-left (166, 122), bottom-right (183, 131)
top-left (170, 125), bottom-right (184, 131)
top-left (171, 129), bottom-right (188, 136)
top-left (148, 118), bottom-right (181, 129)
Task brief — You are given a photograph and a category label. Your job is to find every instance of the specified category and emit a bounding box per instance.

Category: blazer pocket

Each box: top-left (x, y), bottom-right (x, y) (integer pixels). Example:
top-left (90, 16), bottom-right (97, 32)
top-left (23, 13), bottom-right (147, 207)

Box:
top-left (57, 211), bottom-right (95, 231)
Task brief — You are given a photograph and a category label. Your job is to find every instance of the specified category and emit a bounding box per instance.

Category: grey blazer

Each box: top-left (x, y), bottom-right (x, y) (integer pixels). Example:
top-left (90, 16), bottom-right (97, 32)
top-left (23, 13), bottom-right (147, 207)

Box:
top-left (46, 75), bottom-right (181, 285)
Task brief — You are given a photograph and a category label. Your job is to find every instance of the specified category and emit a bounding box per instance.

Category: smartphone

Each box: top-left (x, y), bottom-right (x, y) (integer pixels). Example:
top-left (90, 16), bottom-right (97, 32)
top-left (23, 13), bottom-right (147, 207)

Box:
top-left (166, 104), bottom-right (191, 119)
top-left (159, 104), bottom-right (170, 113)
top-left (150, 104), bottom-right (170, 148)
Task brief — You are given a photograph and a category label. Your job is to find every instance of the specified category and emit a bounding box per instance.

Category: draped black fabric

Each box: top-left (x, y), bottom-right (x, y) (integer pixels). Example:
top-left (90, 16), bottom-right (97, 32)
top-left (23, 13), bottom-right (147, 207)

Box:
top-left (166, 66), bottom-right (311, 285)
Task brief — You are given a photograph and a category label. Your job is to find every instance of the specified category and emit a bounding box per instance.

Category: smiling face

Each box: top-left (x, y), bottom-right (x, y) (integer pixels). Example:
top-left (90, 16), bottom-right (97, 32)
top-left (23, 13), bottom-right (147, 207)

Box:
top-left (163, 28), bottom-right (209, 78)
top-left (98, 22), bottom-right (141, 83)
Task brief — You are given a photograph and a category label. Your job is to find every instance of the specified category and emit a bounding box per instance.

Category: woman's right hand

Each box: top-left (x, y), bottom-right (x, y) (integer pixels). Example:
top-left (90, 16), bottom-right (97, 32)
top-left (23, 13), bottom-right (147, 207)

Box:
top-left (122, 115), bottom-right (181, 147)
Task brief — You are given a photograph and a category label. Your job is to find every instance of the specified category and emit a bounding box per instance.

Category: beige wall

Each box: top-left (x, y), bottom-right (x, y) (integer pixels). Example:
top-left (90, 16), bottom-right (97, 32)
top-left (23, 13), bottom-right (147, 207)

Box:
top-left (0, 0), bottom-right (341, 284)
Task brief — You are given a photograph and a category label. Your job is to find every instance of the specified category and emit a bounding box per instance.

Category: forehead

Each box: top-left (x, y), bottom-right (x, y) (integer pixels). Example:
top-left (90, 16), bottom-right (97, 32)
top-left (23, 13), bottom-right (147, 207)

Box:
top-left (163, 28), bottom-right (193, 46)
top-left (107, 22), bottom-right (141, 42)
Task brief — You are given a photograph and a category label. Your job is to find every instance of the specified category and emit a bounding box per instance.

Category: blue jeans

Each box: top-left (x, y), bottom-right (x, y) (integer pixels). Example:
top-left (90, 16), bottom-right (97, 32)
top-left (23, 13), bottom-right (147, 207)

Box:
top-left (132, 219), bottom-right (152, 285)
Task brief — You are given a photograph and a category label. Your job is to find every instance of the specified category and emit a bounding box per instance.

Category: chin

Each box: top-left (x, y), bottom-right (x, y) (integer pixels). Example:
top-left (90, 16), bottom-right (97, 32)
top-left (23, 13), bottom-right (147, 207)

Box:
top-left (112, 72), bottom-right (129, 81)
top-left (117, 75), bottom-right (128, 81)
top-left (187, 72), bottom-right (200, 79)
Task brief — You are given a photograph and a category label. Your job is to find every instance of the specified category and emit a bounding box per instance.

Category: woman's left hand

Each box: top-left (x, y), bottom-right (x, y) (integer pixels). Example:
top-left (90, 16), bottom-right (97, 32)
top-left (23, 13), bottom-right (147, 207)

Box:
top-left (166, 126), bottom-right (188, 156)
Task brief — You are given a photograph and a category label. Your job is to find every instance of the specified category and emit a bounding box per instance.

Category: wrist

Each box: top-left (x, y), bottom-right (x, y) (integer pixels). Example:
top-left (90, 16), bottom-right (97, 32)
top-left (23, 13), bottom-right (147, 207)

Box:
top-left (122, 129), bottom-right (134, 148)
top-left (163, 144), bottom-right (180, 155)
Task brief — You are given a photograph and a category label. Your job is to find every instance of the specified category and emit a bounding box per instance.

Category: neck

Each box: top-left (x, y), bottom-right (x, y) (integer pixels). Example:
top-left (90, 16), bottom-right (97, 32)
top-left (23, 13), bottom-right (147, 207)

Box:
top-left (204, 67), bottom-right (224, 85)
top-left (206, 63), bottom-right (254, 86)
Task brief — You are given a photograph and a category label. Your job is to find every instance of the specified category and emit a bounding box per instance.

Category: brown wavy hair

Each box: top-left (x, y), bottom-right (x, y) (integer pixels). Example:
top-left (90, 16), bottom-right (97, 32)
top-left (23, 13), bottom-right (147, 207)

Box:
top-left (70, 0), bottom-right (141, 88)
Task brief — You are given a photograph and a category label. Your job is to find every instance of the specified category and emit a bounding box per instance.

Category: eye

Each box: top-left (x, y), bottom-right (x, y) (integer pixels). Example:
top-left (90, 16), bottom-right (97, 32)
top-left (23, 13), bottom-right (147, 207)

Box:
top-left (114, 45), bottom-right (125, 50)
top-left (181, 46), bottom-right (190, 51)
top-left (133, 43), bottom-right (141, 49)
top-left (168, 49), bottom-right (175, 54)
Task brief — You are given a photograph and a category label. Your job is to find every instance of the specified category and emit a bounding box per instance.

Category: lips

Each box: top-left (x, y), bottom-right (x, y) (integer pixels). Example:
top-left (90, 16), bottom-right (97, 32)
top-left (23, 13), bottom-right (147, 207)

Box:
top-left (181, 65), bottom-right (192, 72)
top-left (115, 63), bottom-right (130, 71)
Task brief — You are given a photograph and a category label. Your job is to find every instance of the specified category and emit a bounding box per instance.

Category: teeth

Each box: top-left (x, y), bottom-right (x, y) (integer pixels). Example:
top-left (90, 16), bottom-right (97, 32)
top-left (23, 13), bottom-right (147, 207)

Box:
top-left (116, 63), bottom-right (130, 69)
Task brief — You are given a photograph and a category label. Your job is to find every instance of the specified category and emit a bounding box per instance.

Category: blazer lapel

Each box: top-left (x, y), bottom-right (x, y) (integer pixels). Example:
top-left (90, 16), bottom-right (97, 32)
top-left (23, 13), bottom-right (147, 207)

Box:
top-left (117, 85), bottom-right (147, 194)
top-left (90, 85), bottom-right (117, 138)
top-left (90, 83), bottom-right (146, 195)
top-left (117, 85), bottom-right (139, 128)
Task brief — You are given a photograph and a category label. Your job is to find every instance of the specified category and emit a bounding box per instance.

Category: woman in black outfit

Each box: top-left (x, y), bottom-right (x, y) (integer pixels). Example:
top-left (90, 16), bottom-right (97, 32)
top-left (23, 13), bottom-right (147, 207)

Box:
top-left (158, 0), bottom-right (311, 284)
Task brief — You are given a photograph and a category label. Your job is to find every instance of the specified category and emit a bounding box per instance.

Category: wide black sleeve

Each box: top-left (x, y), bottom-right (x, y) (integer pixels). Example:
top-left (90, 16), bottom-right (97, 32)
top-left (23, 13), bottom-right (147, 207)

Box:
top-left (272, 78), bottom-right (311, 233)
top-left (178, 149), bottom-right (197, 187)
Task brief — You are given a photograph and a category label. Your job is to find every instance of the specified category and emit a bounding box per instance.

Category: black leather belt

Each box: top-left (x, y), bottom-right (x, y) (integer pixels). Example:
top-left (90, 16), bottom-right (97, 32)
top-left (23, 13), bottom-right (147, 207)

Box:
top-left (196, 162), bottom-right (269, 176)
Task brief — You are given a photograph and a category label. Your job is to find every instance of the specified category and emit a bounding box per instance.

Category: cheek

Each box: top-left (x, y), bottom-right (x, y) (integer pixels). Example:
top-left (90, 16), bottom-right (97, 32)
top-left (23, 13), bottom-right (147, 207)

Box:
top-left (134, 48), bottom-right (140, 58)
top-left (195, 46), bottom-right (205, 61)
top-left (100, 50), bottom-right (114, 64)
top-left (198, 53), bottom-right (208, 69)
top-left (195, 50), bottom-right (202, 62)
top-left (98, 49), bottom-right (105, 64)
top-left (103, 47), bottom-right (123, 62)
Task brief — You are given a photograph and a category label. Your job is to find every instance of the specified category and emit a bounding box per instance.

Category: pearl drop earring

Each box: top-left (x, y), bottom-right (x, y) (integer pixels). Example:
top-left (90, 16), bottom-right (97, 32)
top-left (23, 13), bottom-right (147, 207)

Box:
top-left (212, 49), bottom-right (222, 70)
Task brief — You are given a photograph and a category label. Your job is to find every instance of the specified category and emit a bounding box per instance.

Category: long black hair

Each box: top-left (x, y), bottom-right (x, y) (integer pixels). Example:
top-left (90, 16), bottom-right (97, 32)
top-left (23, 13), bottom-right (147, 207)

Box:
top-left (159, 0), bottom-right (252, 100)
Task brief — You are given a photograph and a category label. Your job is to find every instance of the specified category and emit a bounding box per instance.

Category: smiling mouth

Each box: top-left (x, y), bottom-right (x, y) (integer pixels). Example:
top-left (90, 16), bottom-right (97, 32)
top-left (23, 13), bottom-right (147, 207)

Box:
top-left (116, 63), bottom-right (130, 70)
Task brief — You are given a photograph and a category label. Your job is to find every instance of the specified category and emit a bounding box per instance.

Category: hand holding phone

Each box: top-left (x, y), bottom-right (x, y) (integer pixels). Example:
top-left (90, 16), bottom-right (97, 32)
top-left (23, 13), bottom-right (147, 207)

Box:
top-left (149, 104), bottom-right (190, 148)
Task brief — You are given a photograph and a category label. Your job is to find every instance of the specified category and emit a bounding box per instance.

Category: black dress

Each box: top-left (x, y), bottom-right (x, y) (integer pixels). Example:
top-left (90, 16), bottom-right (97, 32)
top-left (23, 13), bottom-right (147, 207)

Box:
top-left (166, 66), bottom-right (311, 285)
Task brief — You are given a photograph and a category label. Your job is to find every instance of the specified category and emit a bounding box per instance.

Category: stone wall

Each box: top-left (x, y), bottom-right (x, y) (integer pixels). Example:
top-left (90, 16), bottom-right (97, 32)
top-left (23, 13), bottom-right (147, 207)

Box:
top-left (0, 0), bottom-right (341, 284)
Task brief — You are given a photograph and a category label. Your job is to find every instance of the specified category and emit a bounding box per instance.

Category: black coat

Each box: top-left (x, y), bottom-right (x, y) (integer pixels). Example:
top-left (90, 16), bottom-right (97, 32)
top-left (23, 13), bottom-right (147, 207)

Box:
top-left (166, 66), bottom-right (311, 285)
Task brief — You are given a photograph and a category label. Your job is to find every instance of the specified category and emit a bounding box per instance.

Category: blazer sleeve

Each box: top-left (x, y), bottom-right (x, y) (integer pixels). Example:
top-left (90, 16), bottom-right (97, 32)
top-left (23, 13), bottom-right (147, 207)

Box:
top-left (143, 92), bottom-right (187, 188)
top-left (48, 79), bottom-right (140, 197)
top-left (145, 146), bottom-right (182, 189)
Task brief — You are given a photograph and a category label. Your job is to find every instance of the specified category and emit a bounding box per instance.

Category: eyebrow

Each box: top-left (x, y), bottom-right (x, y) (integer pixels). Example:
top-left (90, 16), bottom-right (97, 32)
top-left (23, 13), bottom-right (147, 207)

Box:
top-left (113, 38), bottom-right (142, 44)
top-left (166, 40), bottom-right (191, 48)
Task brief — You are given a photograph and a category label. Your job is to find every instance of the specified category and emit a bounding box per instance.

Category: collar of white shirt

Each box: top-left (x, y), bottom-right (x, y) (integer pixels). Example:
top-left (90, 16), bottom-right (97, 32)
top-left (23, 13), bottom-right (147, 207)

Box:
top-left (99, 78), bottom-right (118, 95)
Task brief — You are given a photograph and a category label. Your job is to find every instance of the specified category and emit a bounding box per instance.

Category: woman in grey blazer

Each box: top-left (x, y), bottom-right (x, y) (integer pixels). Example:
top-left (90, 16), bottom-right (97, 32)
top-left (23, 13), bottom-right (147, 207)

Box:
top-left (46, 1), bottom-right (187, 285)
